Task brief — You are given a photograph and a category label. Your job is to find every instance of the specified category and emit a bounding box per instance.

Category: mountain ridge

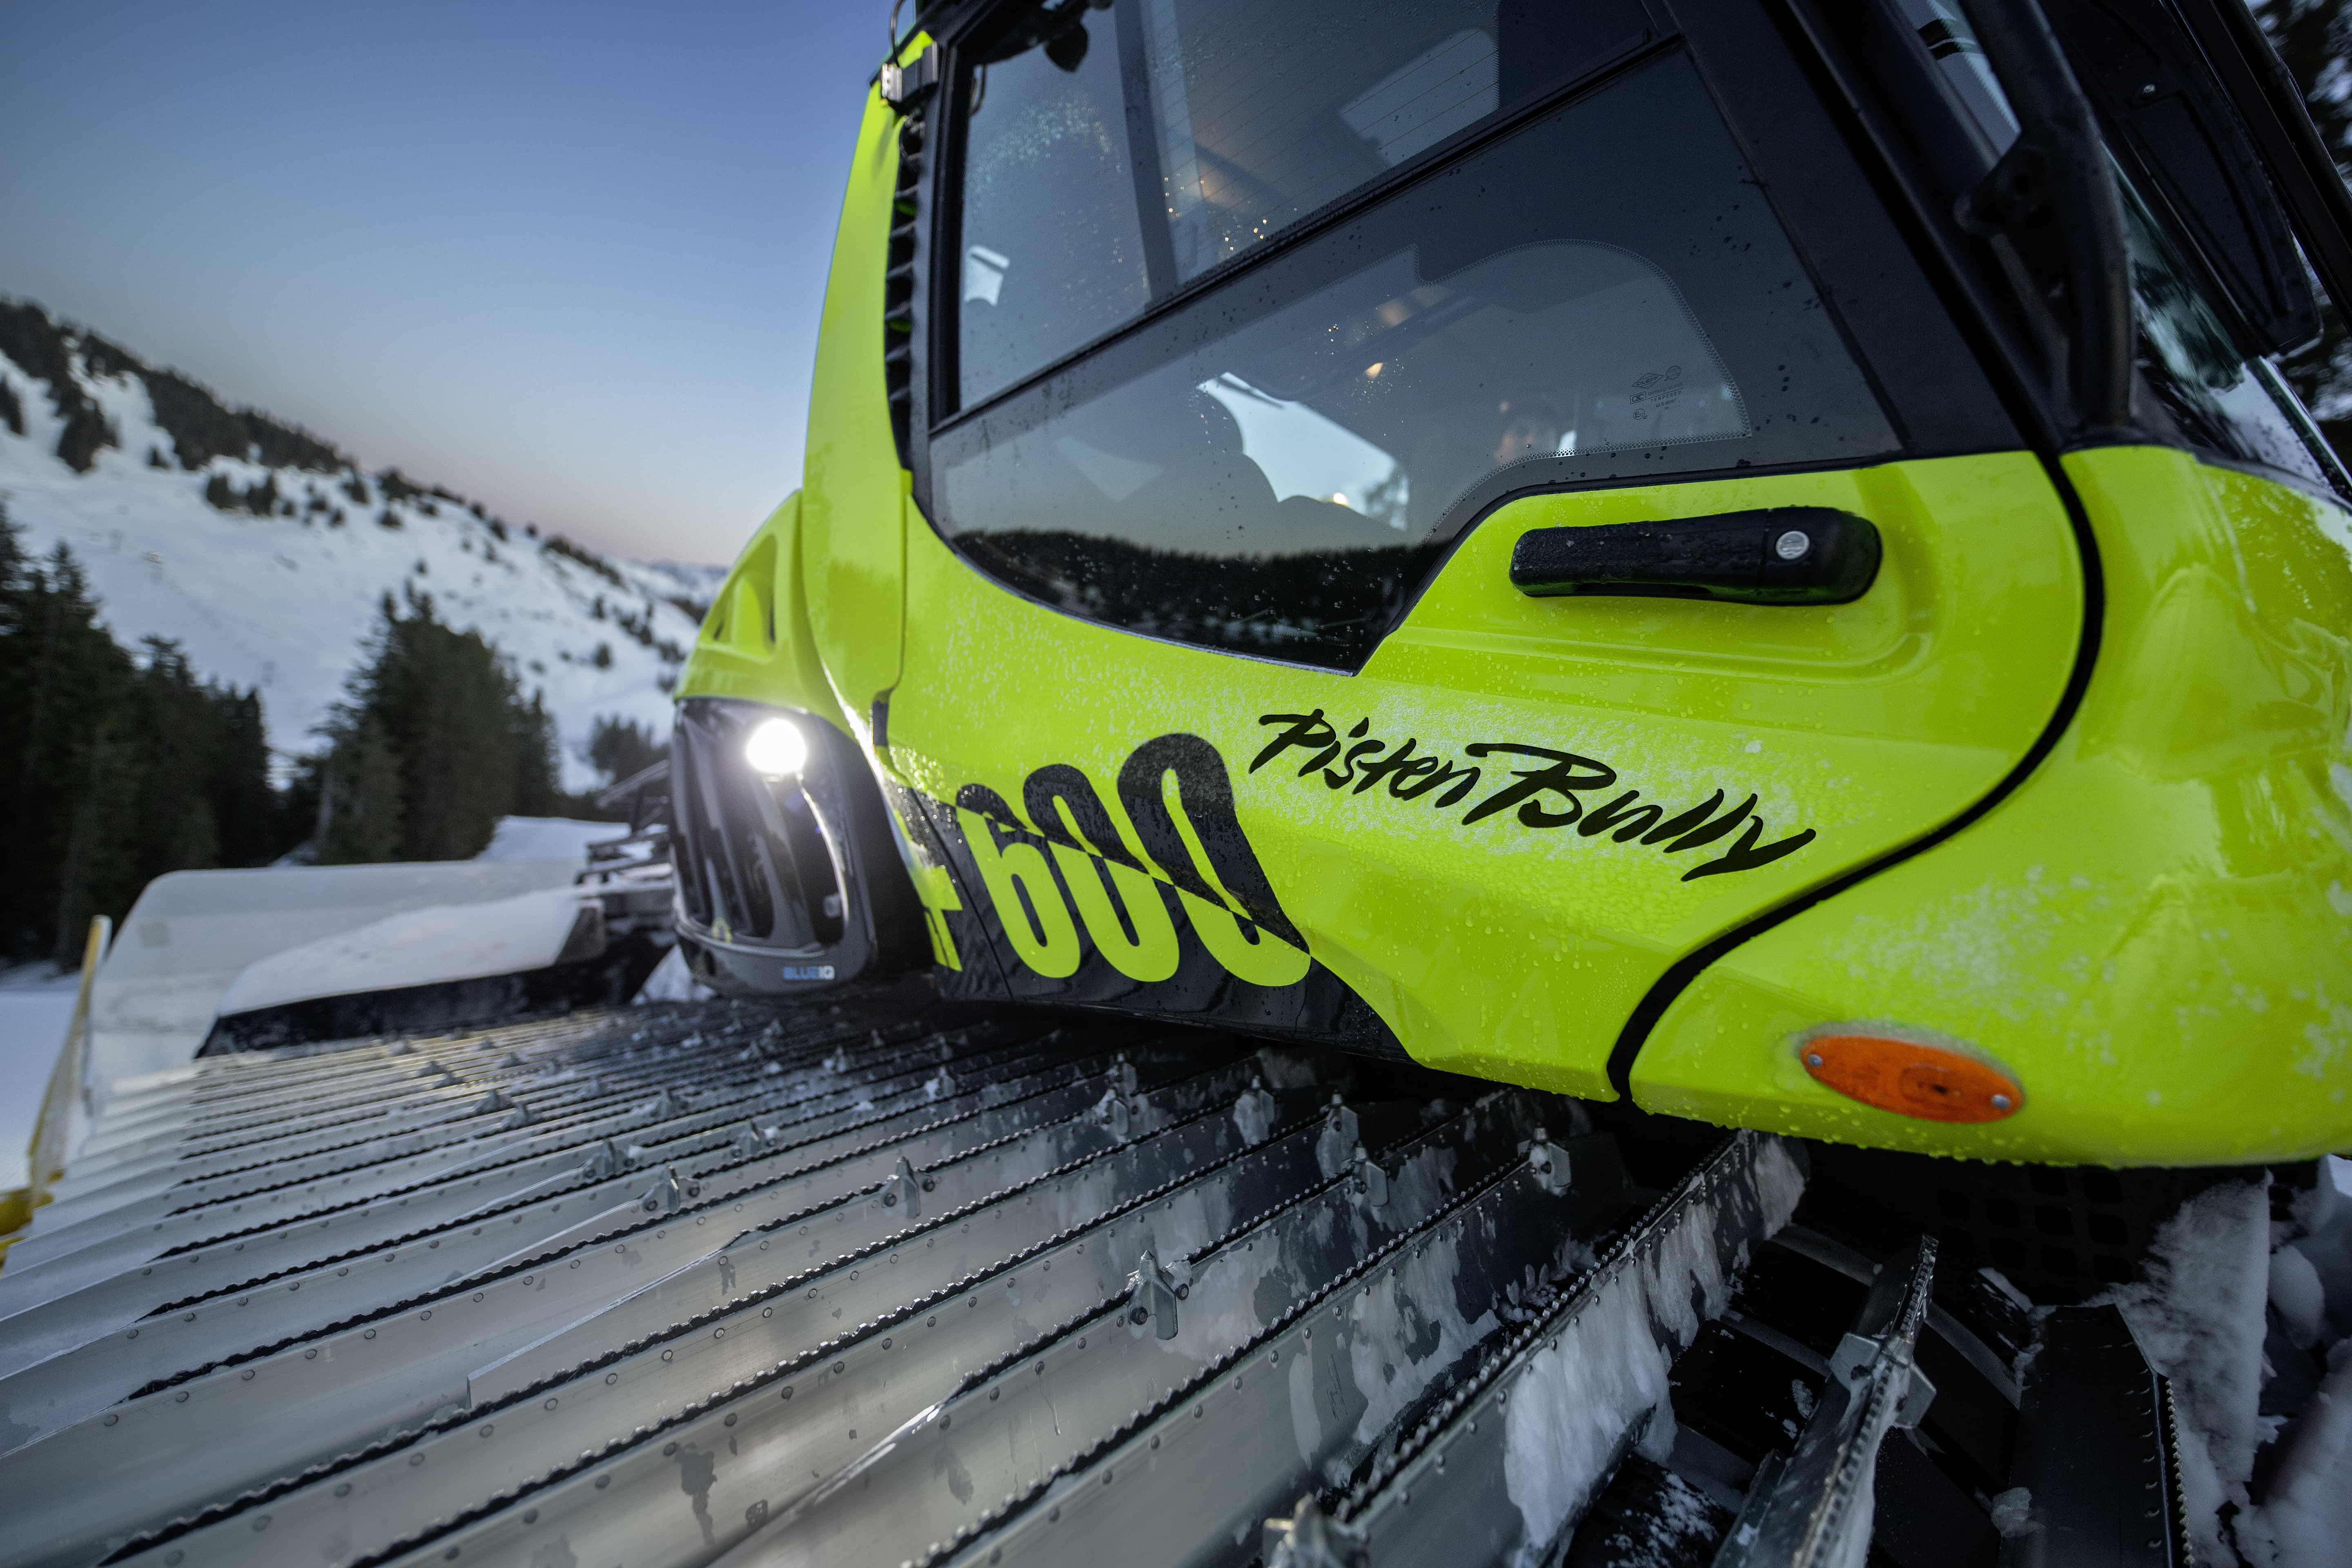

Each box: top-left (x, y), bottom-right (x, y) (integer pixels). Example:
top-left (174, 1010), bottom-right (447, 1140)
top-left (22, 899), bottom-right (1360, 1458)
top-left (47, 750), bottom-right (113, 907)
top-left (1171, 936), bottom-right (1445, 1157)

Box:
top-left (0, 297), bottom-right (724, 790)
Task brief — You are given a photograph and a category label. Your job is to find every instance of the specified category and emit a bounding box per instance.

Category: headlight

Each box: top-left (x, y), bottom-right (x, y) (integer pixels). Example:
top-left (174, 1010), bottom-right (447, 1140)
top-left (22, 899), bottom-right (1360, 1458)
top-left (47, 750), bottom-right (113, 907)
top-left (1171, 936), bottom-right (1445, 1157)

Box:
top-left (743, 716), bottom-right (808, 778)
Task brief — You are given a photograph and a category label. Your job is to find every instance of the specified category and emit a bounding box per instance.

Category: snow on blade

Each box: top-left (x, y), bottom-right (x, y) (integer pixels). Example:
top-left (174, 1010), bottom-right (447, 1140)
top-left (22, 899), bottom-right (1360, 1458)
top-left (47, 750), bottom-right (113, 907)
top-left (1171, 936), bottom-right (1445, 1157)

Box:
top-left (213, 885), bottom-right (598, 1014)
top-left (476, 816), bottom-right (633, 864)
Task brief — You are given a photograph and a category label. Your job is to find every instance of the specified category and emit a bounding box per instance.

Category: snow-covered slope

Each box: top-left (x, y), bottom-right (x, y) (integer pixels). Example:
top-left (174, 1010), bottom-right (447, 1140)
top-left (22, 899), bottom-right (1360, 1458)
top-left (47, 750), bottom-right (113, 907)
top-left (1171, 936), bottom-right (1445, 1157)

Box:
top-left (0, 305), bottom-right (724, 789)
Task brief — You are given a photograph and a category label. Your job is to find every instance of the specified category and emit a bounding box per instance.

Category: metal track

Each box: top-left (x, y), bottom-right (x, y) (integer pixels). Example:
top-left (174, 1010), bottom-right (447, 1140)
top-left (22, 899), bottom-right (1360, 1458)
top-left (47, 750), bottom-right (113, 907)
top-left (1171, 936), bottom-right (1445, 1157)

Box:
top-left (0, 989), bottom-right (2134, 1568)
top-left (1712, 1234), bottom-right (1938, 1568)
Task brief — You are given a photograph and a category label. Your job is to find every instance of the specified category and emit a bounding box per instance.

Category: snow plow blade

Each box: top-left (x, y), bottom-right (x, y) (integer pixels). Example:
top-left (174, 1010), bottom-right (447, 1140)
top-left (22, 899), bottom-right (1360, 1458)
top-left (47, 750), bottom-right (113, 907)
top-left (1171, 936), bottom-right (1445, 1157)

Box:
top-left (0, 991), bottom-right (2179, 1568)
top-left (65, 862), bottom-right (664, 1093)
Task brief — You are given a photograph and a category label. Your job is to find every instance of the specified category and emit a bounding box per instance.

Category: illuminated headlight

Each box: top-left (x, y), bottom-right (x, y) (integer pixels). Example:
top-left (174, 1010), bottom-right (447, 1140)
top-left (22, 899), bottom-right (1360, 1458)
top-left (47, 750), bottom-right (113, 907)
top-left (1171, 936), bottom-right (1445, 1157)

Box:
top-left (743, 716), bottom-right (808, 778)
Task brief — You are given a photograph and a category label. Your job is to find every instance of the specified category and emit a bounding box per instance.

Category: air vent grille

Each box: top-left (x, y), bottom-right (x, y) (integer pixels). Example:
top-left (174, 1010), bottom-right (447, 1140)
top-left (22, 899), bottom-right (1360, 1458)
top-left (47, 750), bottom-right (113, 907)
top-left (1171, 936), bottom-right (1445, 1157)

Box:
top-left (884, 109), bottom-right (924, 462)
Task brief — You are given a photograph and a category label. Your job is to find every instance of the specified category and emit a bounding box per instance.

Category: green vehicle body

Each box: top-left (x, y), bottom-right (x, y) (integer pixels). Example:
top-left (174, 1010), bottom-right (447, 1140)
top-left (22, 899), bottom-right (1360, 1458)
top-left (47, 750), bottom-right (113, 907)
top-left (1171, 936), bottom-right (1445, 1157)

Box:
top-left (675, 0), bottom-right (2352, 1168)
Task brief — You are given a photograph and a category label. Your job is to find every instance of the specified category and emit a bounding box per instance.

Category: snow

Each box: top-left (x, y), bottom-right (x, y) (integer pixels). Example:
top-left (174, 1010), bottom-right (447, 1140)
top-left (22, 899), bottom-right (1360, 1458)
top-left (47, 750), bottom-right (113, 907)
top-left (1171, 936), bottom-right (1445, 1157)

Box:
top-left (476, 816), bottom-right (630, 863)
top-left (2233, 1165), bottom-right (2352, 1568)
top-left (0, 965), bottom-right (81, 1193)
top-left (2091, 1179), bottom-right (2274, 1567)
top-left (1344, 1221), bottom-right (1499, 1452)
top-left (214, 885), bottom-right (598, 1015)
top-left (2236, 1354), bottom-right (2352, 1568)
top-left (1641, 1468), bottom-right (1729, 1565)
top-left (1501, 1136), bottom-right (1805, 1561)
top-left (2270, 1246), bottom-right (2327, 1350)
top-left (0, 345), bottom-right (717, 790)
top-left (631, 946), bottom-right (713, 1004)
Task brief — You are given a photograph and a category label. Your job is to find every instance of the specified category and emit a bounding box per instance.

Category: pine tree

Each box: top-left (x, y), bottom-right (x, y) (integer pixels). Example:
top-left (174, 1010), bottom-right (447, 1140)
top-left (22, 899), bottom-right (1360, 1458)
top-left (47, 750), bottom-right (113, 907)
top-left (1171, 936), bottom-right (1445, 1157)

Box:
top-left (0, 508), bottom-right (289, 955)
top-left (210, 689), bottom-right (280, 867)
top-left (49, 726), bottom-right (144, 961)
top-left (316, 713), bottom-right (404, 864)
top-left (317, 591), bottom-right (564, 861)
top-left (0, 526), bottom-right (136, 962)
top-left (588, 715), bottom-right (668, 783)
top-left (121, 639), bottom-right (225, 891)
top-left (510, 690), bottom-right (564, 817)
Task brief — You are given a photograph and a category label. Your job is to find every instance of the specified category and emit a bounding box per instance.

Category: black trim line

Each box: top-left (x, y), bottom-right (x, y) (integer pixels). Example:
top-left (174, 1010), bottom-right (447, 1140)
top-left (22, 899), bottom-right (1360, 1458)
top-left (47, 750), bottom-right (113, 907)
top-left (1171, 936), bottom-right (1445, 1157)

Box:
top-left (1605, 443), bottom-right (2109, 1102)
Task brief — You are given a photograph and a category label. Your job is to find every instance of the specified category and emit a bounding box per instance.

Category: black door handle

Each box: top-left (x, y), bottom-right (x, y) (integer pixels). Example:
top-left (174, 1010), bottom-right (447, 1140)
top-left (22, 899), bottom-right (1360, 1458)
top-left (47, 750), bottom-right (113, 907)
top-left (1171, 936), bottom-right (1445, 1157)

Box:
top-left (1509, 506), bottom-right (1881, 605)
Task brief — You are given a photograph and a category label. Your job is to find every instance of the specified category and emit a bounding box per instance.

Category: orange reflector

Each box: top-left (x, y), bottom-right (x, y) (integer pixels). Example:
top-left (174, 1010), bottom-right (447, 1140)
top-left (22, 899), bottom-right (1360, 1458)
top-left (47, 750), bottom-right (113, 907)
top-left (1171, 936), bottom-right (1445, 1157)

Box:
top-left (1797, 1031), bottom-right (2023, 1123)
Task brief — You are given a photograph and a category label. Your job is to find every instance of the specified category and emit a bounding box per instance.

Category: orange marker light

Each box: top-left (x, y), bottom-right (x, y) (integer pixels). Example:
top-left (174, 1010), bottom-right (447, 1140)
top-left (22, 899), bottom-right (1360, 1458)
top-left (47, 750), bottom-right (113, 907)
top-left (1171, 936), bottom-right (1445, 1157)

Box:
top-left (1797, 1031), bottom-right (2024, 1124)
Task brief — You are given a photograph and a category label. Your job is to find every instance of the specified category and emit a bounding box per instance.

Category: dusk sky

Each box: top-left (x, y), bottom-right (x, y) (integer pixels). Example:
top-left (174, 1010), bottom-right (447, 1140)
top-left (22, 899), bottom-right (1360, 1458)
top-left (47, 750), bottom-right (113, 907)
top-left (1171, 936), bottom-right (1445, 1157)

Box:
top-left (0, 1), bottom-right (885, 566)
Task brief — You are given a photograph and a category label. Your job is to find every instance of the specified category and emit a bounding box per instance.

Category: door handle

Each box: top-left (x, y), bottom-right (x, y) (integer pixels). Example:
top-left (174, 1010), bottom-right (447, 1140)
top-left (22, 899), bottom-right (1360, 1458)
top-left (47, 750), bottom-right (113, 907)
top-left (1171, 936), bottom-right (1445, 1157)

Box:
top-left (1509, 506), bottom-right (1881, 605)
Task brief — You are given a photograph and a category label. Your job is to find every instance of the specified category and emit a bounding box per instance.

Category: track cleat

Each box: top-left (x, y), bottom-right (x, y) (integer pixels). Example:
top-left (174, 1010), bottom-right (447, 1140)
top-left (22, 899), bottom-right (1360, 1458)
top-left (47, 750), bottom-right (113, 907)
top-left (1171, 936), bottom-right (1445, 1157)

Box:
top-left (576, 1138), bottom-right (629, 1181)
top-left (1092, 1085), bottom-right (1135, 1141)
top-left (1521, 1125), bottom-right (1572, 1196)
top-left (1232, 1077), bottom-right (1277, 1146)
top-left (1263, 1493), bottom-right (1366, 1568)
top-left (1715, 1235), bottom-right (1939, 1566)
top-left (1126, 1248), bottom-right (1183, 1341)
top-left (1315, 1095), bottom-right (1360, 1178)
top-left (636, 1167), bottom-right (686, 1215)
top-left (878, 1154), bottom-right (923, 1218)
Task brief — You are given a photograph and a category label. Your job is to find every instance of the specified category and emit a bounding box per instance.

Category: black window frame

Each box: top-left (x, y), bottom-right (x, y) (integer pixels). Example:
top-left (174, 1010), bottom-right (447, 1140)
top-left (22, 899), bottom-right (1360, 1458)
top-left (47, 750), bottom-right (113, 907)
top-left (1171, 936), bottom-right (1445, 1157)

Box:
top-left (902, 0), bottom-right (2027, 639)
top-left (1781, 0), bottom-right (2352, 503)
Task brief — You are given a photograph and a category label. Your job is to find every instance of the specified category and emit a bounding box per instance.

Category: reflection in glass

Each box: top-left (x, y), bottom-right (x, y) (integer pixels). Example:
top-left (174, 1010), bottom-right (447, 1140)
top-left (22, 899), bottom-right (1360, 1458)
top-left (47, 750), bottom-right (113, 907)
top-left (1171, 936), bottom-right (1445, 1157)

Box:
top-left (957, 0), bottom-right (1652, 404)
top-left (938, 53), bottom-right (1897, 669)
top-left (949, 242), bottom-right (1745, 568)
top-left (2125, 186), bottom-right (2332, 487)
top-left (958, 21), bottom-right (1153, 403)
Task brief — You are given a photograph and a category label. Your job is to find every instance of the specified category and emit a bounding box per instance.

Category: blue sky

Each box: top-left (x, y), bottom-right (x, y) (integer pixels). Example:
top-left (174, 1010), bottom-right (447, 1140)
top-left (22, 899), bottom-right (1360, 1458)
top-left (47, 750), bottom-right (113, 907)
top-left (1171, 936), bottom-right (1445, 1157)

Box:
top-left (0, 0), bottom-right (884, 565)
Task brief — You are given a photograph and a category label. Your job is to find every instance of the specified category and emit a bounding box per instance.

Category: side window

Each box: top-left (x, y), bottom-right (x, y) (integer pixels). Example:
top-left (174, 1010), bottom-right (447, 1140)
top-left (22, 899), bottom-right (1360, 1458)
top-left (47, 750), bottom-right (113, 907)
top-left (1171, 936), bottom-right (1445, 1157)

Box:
top-left (957, 19), bottom-right (1153, 406)
top-left (2123, 183), bottom-right (2339, 491)
top-left (955, 0), bottom-right (1654, 406)
top-left (933, 45), bottom-right (1899, 669)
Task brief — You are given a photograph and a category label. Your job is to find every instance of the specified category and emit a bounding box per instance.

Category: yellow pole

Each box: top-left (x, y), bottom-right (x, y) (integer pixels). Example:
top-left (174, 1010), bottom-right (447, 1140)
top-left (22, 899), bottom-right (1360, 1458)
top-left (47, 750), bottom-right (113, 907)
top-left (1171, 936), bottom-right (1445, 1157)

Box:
top-left (0, 915), bottom-right (112, 1260)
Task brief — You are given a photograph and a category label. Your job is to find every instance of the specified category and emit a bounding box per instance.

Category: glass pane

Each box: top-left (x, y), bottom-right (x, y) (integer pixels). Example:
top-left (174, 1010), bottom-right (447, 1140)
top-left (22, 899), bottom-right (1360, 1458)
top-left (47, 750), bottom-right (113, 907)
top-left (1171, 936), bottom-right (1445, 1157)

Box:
top-left (957, 0), bottom-right (1650, 405)
top-left (935, 52), bottom-right (1898, 670)
top-left (958, 21), bottom-right (1155, 404)
top-left (2124, 183), bottom-right (2332, 487)
top-left (1893, 2), bottom-right (2333, 487)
